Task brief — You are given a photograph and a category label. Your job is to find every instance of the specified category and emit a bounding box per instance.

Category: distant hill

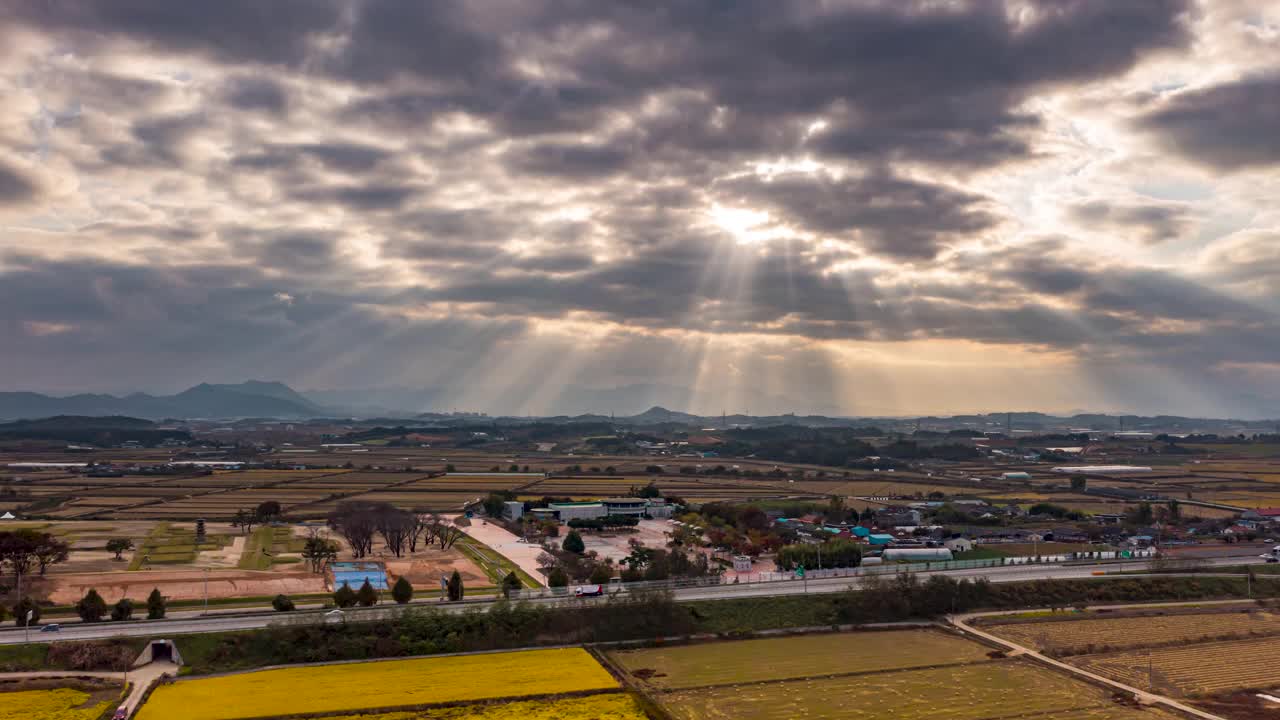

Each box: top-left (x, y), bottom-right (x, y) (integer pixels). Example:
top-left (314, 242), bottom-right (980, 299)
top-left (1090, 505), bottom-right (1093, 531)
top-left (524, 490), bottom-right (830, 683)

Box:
top-left (0, 381), bottom-right (324, 420)
top-left (0, 415), bottom-right (191, 446)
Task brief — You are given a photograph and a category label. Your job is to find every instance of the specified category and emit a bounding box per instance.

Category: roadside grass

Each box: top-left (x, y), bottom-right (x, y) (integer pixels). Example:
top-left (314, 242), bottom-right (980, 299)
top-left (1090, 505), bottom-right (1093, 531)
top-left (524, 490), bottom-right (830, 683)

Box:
top-left (456, 537), bottom-right (541, 588)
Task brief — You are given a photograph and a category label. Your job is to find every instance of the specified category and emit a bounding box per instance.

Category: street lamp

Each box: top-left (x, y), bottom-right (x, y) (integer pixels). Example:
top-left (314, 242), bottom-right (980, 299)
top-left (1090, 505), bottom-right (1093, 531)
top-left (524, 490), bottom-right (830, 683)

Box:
top-left (23, 610), bottom-right (32, 644)
top-left (202, 567), bottom-right (210, 615)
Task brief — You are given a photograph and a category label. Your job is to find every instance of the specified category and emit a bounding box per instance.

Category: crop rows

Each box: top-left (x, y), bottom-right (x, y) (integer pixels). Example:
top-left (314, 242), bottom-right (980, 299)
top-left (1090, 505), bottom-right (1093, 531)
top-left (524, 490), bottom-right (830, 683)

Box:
top-left (659, 661), bottom-right (1147, 720)
top-left (307, 694), bottom-right (648, 720)
top-left (136, 648), bottom-right (618, 720)
top-left (610, 630), bottom-right (988, 690)
top-left (1073, 636), bottom-right (1280, 696)
top-left (988, 611), bottom-right (1280, 654)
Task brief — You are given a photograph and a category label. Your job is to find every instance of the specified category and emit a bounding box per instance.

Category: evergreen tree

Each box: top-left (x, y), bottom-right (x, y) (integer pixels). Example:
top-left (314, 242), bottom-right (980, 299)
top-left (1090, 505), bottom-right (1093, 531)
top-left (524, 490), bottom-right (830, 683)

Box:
top-left (547, 567), bottom-right (569, 588)
top-left (146, 588), bottom-right (165, 619)
top-left (391, 576), bottom-right (413, 604)
top-left (501, 571), bottom-right (522, 598)
top-left (12, 598), bottom-right (37, 626)
top-left (447, 569), bottom-right (464, 601)
top-left (111, 598), bottom-right (134, 621)
top-left (562, 530), bottom-right (585, 554)
top-left (333, 583), bottom-right (358, 608)
top-left (588, 563), bottom-right (613, 585)
top-left (77, 589), bottom-right (108, 622)
top-left (356, 580), bottom-right (379, 607)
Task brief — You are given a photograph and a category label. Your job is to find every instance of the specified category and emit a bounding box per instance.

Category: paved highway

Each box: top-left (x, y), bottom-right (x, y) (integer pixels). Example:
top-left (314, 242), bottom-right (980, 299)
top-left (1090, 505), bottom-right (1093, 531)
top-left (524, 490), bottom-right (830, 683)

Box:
top-left (0, 556), bottom-right (1266, 645)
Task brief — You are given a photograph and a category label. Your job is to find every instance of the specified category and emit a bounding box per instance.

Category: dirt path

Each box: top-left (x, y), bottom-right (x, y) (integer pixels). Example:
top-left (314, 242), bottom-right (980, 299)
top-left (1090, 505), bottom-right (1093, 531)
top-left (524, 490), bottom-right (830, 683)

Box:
top-left (949, 604), bottom-right (1233, 720)
top-left (453, 518), bottom-right (547, 586)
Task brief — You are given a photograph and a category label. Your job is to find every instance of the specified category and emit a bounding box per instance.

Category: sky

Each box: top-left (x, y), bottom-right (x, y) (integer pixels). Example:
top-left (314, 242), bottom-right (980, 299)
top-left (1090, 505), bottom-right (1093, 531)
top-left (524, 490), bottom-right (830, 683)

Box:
top-left (1, 0), bottom-right (1279, 418)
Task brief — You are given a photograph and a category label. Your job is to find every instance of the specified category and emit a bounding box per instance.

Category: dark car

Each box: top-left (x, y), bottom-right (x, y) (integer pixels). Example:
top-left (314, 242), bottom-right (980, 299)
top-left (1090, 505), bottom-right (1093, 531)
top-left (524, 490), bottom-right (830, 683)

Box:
top-left (39, 623), bottom-right (61, 633)
top-left (112, 708), bottom-right (128, 720)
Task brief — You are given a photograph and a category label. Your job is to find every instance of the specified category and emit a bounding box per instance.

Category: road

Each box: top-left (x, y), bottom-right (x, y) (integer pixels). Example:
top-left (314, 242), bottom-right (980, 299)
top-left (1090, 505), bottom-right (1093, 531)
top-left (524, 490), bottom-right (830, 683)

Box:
top-left (0, 556), bottom-right (1265, 645)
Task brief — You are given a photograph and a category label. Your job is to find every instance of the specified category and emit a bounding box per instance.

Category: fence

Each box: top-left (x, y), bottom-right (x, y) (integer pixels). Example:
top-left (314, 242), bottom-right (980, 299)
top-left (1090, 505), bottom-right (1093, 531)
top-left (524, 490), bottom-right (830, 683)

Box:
top-left (508, 548), bottom-right (1156, 600)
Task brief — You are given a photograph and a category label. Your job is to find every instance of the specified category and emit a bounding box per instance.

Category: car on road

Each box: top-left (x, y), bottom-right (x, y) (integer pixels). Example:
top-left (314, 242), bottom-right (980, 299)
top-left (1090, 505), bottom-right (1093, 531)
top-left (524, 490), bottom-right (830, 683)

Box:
top-left (112, 708), bottom-right (127, 720)
top-left (574, 584), bottom-right (604, 598)
top-left (39, 623), bottom-right (61, 633)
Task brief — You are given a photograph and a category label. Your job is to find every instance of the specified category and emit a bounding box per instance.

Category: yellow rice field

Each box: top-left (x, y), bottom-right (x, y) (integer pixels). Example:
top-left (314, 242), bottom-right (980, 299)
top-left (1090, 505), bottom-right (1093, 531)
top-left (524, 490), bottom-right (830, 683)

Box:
top-left (0, 688), bottom-right (112, 720)
top-left (987, 610), bottom-right (1280, 654)
top-left (135, 649), bottom-right (618, 720)
top-left (311, 693), bottom-right (648, 720)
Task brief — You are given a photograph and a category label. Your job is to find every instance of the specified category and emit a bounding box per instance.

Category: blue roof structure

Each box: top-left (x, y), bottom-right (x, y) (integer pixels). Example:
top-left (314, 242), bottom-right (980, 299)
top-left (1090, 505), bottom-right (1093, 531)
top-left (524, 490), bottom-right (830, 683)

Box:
top-left (852, 526), bottom-right (870, 537)
top-left (868, 534), bottom-right (894, 545)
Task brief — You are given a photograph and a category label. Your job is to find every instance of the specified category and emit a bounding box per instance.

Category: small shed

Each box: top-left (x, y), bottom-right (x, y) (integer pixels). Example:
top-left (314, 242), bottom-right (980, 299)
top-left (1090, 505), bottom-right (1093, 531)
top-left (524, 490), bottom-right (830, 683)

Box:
top-left (943, 537), bottom-right (974, 553)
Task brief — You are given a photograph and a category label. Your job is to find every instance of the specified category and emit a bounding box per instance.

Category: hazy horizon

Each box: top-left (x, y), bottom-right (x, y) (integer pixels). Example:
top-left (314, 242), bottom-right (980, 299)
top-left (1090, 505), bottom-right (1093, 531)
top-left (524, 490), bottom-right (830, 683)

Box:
top-left (2, 1), bottom-right (1279, 419)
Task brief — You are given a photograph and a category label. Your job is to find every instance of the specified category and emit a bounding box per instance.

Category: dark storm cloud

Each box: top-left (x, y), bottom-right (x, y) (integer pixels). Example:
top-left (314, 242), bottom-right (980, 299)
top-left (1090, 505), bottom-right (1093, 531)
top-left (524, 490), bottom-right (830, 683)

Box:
top-left (6, 0), bottom-right (344, 66)
top-left (717, 172), bottom-right (999, 258)
top-left (222, 76), bottom-right (289, 114)
top-left (1137, 74), bottom-right (1280, 170)
top-left (1067, 199), bottom-right (1195, 244)
top-left (0, 159), bottom-right (39, 207)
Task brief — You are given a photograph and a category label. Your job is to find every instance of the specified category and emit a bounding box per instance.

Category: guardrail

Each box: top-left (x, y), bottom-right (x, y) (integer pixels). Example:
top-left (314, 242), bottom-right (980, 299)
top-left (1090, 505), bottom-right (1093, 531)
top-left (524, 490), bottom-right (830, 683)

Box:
top-left (508, 549), bottom-right (1157, 600)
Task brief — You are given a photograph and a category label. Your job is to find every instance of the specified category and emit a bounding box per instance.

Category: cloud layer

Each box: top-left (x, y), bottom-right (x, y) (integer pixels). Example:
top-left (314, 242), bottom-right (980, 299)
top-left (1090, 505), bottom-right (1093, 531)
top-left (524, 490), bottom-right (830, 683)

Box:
top-left (2, 0), bottom-right (1279, 417)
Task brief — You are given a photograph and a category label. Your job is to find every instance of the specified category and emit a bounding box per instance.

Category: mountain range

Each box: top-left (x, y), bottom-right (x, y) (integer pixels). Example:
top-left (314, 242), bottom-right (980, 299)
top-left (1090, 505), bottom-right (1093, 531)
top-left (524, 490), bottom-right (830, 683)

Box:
top-left (1, 381), bottom-right (1276, 431)
top-left (0, 381), bottom-right (322, 420)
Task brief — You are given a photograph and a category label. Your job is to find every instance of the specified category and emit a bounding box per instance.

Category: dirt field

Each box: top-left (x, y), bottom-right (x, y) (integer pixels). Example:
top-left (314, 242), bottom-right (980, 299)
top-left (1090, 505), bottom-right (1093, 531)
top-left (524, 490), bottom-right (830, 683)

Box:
top-left (580, 519), bottom-right (674, 563)
top-left (382, 547), bottom-right (488, 589)
top-left (610, 630), bottom-right (1181, 720)
top-left (38, 567), bottom-right (327, 604)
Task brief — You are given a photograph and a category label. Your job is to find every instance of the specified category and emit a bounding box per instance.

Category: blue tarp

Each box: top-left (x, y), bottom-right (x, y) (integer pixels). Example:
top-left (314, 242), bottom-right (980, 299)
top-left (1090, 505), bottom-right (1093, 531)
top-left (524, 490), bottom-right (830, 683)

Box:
top-left (332, 561), bottom-right (388, 590)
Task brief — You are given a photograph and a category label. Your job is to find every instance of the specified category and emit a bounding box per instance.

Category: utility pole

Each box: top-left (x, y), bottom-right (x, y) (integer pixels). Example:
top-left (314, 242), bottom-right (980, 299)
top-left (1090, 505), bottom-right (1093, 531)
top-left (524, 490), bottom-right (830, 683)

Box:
top-left (202, 567), bottom-right (210, 615)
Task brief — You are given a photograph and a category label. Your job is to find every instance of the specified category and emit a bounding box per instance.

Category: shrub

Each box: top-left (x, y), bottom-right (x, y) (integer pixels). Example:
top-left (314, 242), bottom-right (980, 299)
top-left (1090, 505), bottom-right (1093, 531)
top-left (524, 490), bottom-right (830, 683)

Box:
top-left (77, 589), bottom-right (108, 623)
top-left (47, 639), bottom-right (135, 671)
top-left (147, 588), bottom-right (166, 619)
top-left (111, 598), bottom-right (134, 622)
top-left (502, 572), bottom-right (522, 598)
top-left (547, 567), bottom-right (569, 588)
top-left (391, 577), bottom-right (413, 604)
top-left (357, 580), bottom-right (379, 607)
top-left (272, 594), bottom-right (295, 612)
top-left (12, 597), bottom-right (38, 626)
top-left (562, 530), bottom-right (585, 554)
top-left (446, 570), bottom-right (464, 601)
top-left (333, 584), bottom-right (358, 608)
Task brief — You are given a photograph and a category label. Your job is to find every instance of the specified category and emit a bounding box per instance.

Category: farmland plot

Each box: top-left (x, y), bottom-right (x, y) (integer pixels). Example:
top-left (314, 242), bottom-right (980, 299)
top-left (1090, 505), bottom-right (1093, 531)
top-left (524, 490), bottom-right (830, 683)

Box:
top-left (610, 630), bottom-right (988, 689)
top-left (136, 648), bottom-right (618, 720)
top-left (658, 660), bottom-right (1175, 720)
top-left (302, 693), bottom-right (648, 720)
top-left (1073, 636), bottom-right (1280, 696)
top-left (986, 609), bottom-right (1280, 655)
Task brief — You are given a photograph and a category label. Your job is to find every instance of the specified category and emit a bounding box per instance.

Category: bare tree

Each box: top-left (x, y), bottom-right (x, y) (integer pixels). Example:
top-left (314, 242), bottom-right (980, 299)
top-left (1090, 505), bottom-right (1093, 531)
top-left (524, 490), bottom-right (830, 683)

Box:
top-left (327, 501), bottom-right (380, 559)
top-left (408, 512), bottom-right (431, 554)
top-left (376, 508), bottom-right (416, 558)
top-left (436, 523), bottom-right (466, 551)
